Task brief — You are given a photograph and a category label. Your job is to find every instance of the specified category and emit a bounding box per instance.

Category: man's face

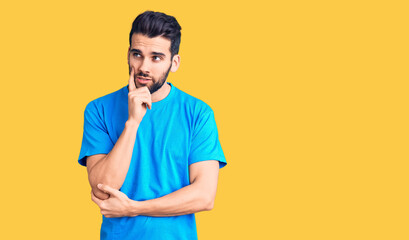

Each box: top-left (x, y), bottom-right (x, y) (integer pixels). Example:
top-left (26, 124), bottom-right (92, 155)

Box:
top-left (128, 33), bottom-right (174, 94)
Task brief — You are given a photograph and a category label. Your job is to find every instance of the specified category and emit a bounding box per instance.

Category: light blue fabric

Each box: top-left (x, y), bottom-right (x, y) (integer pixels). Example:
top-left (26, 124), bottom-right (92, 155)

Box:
top-left (78, 82), bottom-right (227, 240)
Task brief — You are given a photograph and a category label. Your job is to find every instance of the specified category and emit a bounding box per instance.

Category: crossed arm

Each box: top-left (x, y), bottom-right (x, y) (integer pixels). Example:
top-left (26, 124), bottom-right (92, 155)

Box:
top-left (90, 160), bottom-right (220, 218)
top-left (86, 120), bottom-right (220, 218)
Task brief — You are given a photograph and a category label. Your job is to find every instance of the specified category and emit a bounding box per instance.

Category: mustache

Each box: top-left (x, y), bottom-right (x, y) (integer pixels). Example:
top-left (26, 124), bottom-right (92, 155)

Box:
top-left (136, 72), bottom-right (151, 78)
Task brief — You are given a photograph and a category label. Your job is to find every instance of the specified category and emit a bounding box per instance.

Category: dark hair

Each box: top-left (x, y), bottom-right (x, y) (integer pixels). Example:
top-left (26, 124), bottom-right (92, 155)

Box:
top-left (129, 11), bottom-right (182, 57)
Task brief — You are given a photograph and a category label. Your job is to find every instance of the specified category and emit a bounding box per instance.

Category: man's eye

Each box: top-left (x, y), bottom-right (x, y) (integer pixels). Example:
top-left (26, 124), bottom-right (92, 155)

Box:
top-left (133, 53), bottom-right (141, 57)
top-left (153, 56), bottom-right (161, 61)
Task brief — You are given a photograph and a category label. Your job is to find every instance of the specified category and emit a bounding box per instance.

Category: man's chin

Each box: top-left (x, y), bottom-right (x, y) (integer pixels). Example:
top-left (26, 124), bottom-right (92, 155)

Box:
top-left (139, 83), bottom-right (156, 94)
top-left (149, 81), bottom-right (167, 94)
top-left (135, 81), bottom-right (151, 89)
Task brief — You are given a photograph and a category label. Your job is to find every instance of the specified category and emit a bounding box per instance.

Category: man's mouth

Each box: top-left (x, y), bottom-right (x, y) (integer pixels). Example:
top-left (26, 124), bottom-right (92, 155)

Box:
top-left (136, 76), bottom-right (152, 84)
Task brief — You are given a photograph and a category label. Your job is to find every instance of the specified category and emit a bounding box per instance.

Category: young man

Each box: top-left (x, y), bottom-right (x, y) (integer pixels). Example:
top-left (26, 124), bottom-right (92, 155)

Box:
top-left (78, 11), bottom-right (227, 240)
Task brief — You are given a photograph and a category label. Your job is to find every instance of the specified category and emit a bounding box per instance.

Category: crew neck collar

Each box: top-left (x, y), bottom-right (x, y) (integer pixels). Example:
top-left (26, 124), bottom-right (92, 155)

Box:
top-left (123, 82), bottom-right (175, 110)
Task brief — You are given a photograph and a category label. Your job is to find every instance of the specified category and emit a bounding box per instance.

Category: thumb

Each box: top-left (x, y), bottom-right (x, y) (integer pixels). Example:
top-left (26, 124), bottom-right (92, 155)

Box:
top-left (97, 184), bottom-right (116, 196)
top-left (128, 67), bottom-right (136, 92)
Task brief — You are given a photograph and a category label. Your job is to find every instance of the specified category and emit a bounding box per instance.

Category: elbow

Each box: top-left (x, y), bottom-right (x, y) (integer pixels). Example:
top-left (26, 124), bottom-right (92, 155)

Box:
top-left (89, 177), bottom-right (120, 200)
top-left (89, 175), bottom-right (121, 193)
top-left (202, 195), bottom-right (215, 211)
top-left (92, 187), bottom-right (110, 200)
top-left (204, 202), bottom-right (214, 211)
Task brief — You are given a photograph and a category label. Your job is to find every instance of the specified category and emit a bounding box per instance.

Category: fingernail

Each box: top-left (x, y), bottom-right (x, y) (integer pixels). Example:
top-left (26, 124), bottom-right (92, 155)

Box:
top-left (97, 184), bottom-right (102, 188)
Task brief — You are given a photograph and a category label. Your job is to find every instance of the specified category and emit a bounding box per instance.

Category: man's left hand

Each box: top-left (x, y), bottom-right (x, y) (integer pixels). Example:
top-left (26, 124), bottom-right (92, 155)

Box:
top-left (91, 184), bottom-right (138, 218)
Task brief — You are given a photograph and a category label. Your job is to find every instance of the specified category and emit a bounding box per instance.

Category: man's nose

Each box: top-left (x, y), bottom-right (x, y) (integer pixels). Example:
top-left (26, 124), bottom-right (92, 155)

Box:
top-left (139, 58), bottom-right (151, 74)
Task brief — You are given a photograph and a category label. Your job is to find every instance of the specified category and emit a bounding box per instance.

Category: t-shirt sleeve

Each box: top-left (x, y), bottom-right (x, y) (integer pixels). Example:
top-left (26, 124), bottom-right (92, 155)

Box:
top-left (188, 110), bottom-right (227, 169)
top-left (78, 101), bottom-right (114, 166)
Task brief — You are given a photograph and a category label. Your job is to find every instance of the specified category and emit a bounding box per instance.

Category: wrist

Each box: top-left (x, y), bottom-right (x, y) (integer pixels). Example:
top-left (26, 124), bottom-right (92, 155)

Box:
top-left (128, 200), bottom-right (143, 217)
top-left (125, 119), bottom-right (140, 129)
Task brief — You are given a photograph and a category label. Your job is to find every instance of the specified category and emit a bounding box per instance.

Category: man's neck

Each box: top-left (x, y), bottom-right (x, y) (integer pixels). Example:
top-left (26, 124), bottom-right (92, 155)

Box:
top-left (151, 82), bottom-right (171, 102)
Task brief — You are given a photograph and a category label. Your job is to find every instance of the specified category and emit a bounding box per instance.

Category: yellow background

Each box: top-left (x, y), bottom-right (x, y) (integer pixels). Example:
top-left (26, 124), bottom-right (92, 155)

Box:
top-left (1, 0), bottom-right (408, 239)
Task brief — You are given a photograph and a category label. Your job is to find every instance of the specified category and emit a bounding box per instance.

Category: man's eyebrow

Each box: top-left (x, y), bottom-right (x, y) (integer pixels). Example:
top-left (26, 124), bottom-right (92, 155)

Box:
top-left (151, 51), bottom-right (166, 56)
top-left (130, 49), bottom-right (166, 57)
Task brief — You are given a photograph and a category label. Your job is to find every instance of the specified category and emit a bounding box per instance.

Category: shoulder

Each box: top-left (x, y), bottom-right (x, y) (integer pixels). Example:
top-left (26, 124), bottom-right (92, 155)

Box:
top-left (84, 85), bottom-right (126, 113)
top-left (172, 84), bottom-right (214, 116)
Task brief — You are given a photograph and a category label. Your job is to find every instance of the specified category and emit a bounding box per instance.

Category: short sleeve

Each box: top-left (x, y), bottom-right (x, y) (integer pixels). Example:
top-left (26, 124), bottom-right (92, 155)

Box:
top-left (188, 110), bottom-right (227, 169)
top-left (78, 101), bottom-right (114, 166)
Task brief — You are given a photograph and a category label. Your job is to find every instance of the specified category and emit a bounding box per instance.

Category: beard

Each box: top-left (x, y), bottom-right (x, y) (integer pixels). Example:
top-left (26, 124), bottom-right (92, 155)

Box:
top-left (129, 63), bottom-right (172, 94)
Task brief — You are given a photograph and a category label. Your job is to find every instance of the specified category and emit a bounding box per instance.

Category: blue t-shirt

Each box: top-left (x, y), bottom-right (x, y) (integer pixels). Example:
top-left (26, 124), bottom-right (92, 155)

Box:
top-left (78, 82), bottom-right (227, 240)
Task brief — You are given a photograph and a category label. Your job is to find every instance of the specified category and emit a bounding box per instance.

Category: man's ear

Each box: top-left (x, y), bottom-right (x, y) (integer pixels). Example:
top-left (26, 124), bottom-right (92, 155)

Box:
top-left (170, 54), bottom-right (181, 72)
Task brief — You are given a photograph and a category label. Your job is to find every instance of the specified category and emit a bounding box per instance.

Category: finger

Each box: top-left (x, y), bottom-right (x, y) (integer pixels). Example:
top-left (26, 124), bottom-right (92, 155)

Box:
top-left (140, 96), bottom-right (152, 110)
top-left (91, 190), bottom-right (102, 205)
top-left (129, 94), bottom-right (152, 109)
top-left (143, 89), bottom-right (152, 109)
top-left (128, 91), bottom-right (151, 98)
top-left (128, 67), bottom-right (136, 92)
top-left (97, 184), bottom-right (117, 196)
top-left (135, 88), bottom-right (152, 109)
top-left (141, 86), bottom-right (150, 94)
top-left (147, 98), bottom-right (152, 110)
top-left (131, 86), bottom-right (149, 94)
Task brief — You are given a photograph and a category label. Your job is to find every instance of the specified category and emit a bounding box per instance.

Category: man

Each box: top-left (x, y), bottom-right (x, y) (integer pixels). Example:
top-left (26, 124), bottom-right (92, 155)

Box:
top-left (78, 11), bottom-right (227, 240)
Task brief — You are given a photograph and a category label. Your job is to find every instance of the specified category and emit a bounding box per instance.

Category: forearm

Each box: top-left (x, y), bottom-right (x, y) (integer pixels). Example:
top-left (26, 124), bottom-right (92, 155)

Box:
top-left (89, 120), bottom-right (139, 196)
top-left (130, 183), bottom-right (214, 217)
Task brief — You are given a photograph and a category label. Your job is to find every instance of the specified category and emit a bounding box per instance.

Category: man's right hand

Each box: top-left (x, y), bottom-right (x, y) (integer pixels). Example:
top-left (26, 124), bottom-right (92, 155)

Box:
top-left (128, 67), bottom-right (152, 124)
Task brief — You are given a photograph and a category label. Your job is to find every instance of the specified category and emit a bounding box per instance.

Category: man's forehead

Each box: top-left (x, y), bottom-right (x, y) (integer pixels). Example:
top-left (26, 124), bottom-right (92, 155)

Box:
top-left (130, 33), bottom-right (171, 55)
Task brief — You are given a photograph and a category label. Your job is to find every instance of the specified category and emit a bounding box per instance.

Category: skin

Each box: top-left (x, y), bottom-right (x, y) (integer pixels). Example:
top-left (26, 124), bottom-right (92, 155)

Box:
top-left (86, 33), bottom-right (221, 217)
top-left (127, 33), bottom-right (181, 100)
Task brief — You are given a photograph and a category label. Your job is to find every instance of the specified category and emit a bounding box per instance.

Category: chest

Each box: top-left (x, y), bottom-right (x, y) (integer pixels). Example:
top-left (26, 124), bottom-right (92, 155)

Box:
top-left (108, 105), bottom-right (194, 158)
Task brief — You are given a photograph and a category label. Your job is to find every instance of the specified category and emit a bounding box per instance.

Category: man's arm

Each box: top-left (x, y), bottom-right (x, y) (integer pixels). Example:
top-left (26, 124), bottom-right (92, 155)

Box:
top-left (91, 160), bottom-right (220, 217)
top-left (86, 120), bottom-right (139, 200)
top-left (86, 67), bottom-right (152, 200)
